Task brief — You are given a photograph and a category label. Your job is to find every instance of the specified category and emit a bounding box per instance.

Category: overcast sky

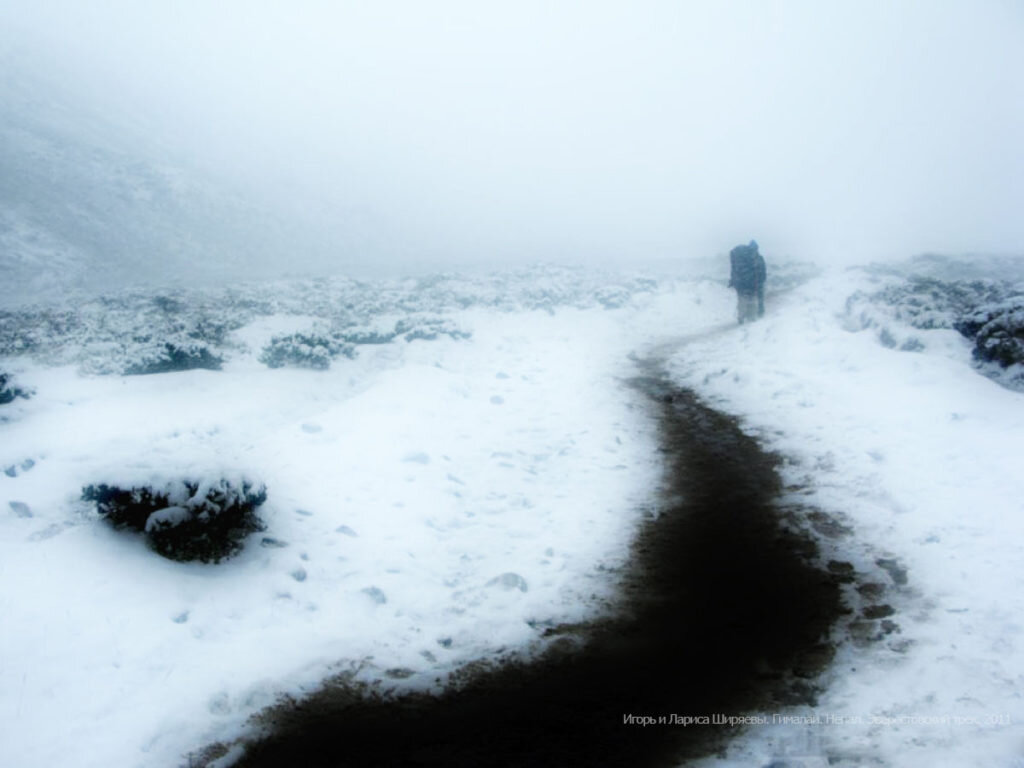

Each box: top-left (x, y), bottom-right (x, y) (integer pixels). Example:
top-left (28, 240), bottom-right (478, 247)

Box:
top-left (2, 0), bottom-right (1022, 271)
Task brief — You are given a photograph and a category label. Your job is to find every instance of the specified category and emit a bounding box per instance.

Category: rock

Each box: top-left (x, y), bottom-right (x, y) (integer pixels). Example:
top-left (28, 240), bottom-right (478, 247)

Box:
top-left (291, 567), bottom-right (308, 582)
top-left (875, 558), bottom-right (908, 586)
top-left (260, 537), bottom-right (289, 548)
top-left (881, 619), bottom-right (900, 635)
top-left (826, 560), bottom-right (856, 583)
top-left (856, 582), bottom-right (887, 600)
top-left (863, 603), bottom-right (895, 619)
top-left (362, 586), bottom-right (387, 604)
top-left (335, 525), bottom-right (358, 537)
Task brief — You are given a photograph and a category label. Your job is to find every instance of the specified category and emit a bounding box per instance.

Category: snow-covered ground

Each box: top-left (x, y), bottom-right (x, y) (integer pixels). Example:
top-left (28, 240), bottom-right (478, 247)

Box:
top-left (669, 266), bottom-right (1024, 767)
top-left (1, 260), bottom-right (1022, 767)
top-left (0, 267), bottom-right (726, 767)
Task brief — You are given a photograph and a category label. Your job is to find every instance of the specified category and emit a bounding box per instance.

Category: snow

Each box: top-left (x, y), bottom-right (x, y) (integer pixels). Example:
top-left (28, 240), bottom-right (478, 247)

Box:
top-left (2, 262), bottom-right (1023, 767)
top-left (0, 271), bottom-right (717, 767)
top-left (668, 268), bottom-right (1024, 767)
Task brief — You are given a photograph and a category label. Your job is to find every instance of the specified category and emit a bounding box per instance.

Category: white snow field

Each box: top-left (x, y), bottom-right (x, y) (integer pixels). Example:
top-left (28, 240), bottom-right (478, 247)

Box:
top-left (1, 261), bottom-right (1022, 767)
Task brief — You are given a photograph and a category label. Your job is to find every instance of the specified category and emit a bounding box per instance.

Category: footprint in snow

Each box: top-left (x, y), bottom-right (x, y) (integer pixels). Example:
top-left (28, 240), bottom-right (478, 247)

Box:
top-left (27, 522), bottom-right (74, 542)
top-left (9, 500), bottom-right (32, 518)
top-left (4, 458), bottom-right (36, 478)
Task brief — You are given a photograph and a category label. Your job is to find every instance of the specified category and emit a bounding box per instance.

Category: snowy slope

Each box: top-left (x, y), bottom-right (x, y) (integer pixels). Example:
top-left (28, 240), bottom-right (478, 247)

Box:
top-left (0, 59), bottom-right (344, 307)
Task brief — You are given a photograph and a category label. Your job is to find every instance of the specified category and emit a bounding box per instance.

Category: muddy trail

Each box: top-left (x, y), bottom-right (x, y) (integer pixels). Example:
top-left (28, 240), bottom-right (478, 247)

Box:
top-left (221, 362), bottom-right (845, 768)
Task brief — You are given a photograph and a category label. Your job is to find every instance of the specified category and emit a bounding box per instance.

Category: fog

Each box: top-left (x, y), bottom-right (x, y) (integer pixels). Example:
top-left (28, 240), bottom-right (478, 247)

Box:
top-left (1, 0), bottom-right (1022, 287)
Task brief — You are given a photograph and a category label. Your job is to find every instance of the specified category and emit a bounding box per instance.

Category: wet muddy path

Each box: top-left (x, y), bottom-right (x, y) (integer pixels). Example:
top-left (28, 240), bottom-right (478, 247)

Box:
top-left (222, 359), bottom-right (845, 768)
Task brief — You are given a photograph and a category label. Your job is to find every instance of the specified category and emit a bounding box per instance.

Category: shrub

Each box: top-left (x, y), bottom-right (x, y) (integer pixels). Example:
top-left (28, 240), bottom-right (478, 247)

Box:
top-left (394, 316), bottom-right (471, 342)
top-left (123, 342), bottom-right (224, 375)
top-left (259, 332), bottom-right (355, 370)
top-left (846, 277), bottom-right (1006, 334)
top-left (957, 298), bottom-right (1024, 368)
top-left (0, 372), bottom-right (31, 405)
top-left (82, 477), bottom-right (267, 562)
top-left (334, 325), bottom-right (398, 345)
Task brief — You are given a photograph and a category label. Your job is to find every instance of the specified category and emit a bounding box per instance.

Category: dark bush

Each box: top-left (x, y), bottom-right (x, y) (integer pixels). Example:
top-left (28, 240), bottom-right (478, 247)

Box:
top-left (82, 478), bottom-right (267, 562)
top-left (259, 332), bottom-right (355, 370)
top-left (0, 372), bottom-right (31, 405)
top-left (123, 342), bottom-right (224, 375)
top-left (957, 299), bottom-right (1024, 368)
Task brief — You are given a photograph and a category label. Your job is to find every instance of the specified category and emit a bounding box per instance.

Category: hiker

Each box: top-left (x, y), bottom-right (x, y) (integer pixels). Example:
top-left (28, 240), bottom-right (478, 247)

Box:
top-left (728, 240), bottom-right (766, 324)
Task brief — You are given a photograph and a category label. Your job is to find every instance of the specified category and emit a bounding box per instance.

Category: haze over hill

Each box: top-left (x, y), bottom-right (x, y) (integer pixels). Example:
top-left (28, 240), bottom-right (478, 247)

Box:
top-left (1, 0), bottom-right (1022, 303)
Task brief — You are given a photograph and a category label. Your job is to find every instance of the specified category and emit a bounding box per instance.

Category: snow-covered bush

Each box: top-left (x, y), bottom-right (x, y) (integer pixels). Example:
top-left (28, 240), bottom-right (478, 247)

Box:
top-left (593, 285), bottom-right (633, 309)
top-left (334, 322), bottom-right (398, 345)
top-left (0, 264), bottom-right (673, 375)
top-left (0, 371), bottom-right (32, 404)
top-left (957, 298), bottom-right (1024, 369)
top-left (122, 341), bottom-right (224, 375)
top-left (845, 277), bottom-right (1006, 334)
top-left (845, 273), bottom-right (1024, 388)
top-left (1, 290), bottom-right (247, 374)
top-left (259, 332), bottom-right (356, 370)
top-left (394, 315), bottom-right (471, 342)
top-left (82, 477), bottom-right (267, 562)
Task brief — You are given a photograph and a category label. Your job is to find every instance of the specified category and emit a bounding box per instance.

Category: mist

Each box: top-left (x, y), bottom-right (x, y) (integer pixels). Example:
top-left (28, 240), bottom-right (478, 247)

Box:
top-left (1, 0), bottom-right (1022, 294)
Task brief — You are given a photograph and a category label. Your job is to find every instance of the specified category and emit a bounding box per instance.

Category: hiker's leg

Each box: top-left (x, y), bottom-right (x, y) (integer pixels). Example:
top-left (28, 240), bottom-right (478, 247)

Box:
top-left (738, 293), bottom-right (756, 323)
